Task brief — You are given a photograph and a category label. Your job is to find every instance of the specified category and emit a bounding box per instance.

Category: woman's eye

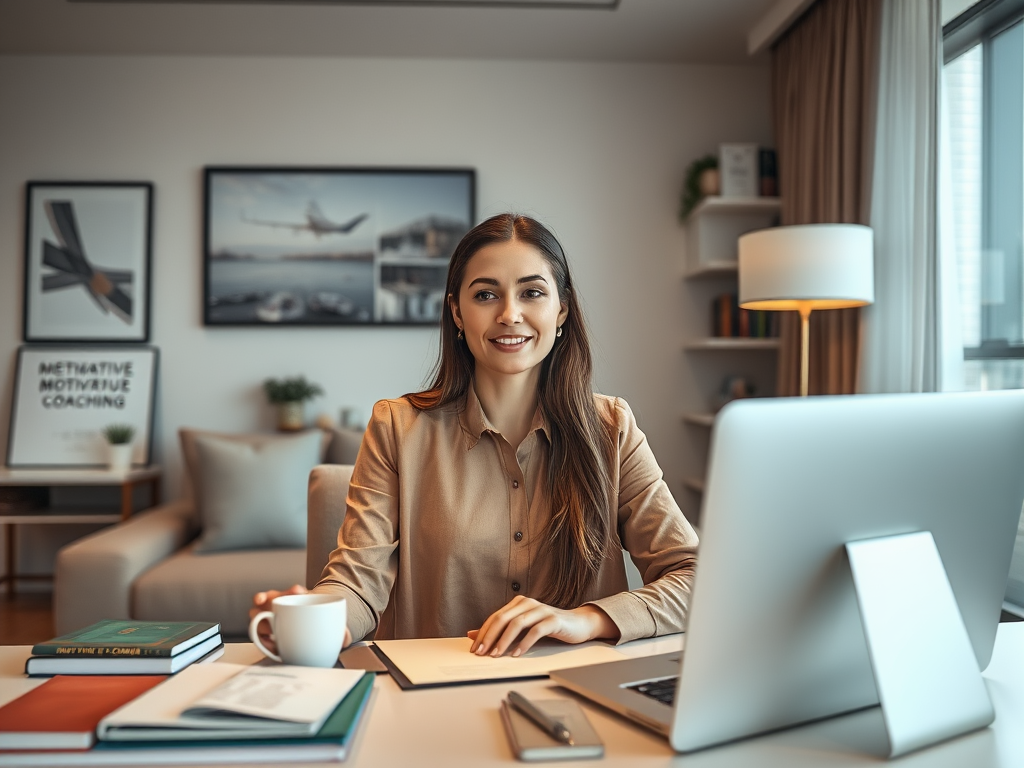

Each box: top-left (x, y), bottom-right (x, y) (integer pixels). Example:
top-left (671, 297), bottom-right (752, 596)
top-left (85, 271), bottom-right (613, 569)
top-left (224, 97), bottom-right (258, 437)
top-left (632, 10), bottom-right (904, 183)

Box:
top-left (523, 288), bottom-right (545, 299)
top-left (474, 290), bottom-right (496, 301)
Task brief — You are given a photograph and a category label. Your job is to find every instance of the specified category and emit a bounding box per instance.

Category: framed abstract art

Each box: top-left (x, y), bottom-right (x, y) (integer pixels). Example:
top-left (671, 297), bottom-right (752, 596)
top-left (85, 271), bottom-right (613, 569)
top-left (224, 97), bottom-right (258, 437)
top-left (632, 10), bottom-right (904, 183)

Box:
top-left (23, 182), bottom-right (153, 343)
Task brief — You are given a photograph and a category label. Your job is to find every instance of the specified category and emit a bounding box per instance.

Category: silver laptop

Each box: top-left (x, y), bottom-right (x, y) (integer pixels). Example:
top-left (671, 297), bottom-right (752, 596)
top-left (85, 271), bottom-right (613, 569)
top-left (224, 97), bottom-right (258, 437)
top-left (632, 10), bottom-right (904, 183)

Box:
top-left (552, 391), bottom-right (1024, 753)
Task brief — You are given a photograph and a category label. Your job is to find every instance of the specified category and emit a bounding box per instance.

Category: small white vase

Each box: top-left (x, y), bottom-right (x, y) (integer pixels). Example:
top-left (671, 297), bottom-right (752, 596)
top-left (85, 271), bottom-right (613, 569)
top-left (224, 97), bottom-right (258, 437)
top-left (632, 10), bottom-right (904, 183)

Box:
top-left (277, 401), bottom-right (305, 432)
top-left (107, 442), bottom-right (133, 472)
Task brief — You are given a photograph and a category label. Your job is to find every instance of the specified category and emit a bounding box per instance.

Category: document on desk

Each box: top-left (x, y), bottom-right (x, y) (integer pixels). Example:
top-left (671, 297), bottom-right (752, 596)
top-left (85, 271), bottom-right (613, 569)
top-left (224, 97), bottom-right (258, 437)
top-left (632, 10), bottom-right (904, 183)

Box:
top-left (98, 663), bottom-right (365, 741)
top-left (372, 637), bottom-right (626, 688)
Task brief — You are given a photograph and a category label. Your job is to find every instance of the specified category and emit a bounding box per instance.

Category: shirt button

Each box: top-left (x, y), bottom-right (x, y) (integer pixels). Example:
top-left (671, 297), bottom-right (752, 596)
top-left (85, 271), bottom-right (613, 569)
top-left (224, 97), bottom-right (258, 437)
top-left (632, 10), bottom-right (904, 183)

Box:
top-left (513, 480), bottom-right (520, 489)
top-left (512, 582), bottom-right (521, 592)
top-left (514, 531), bottom-right (523, 542)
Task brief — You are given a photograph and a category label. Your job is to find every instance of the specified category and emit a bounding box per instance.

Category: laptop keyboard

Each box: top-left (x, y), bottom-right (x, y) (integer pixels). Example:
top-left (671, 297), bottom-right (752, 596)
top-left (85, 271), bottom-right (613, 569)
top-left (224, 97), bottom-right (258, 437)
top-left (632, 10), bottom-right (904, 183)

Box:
top-left (627, 676), bottom-right (679, 705)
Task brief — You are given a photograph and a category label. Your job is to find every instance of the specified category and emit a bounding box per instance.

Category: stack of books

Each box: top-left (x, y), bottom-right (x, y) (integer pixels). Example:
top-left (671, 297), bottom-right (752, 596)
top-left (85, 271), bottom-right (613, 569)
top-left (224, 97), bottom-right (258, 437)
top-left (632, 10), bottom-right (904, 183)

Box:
top-left (24, 620), bottom-right (224, 676)
top-left (710, 294), bottom-right (780, 339)
top-left (0, 662), bottom-right (373, 765)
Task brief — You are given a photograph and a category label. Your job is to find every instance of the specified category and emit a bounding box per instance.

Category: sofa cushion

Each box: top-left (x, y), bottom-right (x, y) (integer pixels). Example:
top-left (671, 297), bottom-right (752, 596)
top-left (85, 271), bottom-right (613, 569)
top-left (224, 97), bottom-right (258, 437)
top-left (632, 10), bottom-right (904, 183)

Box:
top-left (178, 427), bottom-right (331, 502)
top-left (326, 427), bottom-right (363, 465)
top-left (132, 542), bottom-right (305, 638)
top-left (191, 430), bottom-right (322, 553)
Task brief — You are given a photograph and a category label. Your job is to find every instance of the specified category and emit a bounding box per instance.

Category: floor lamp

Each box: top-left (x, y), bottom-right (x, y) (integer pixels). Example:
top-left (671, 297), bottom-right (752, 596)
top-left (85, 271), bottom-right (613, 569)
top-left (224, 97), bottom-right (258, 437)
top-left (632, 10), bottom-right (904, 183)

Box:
top-left (738, 224), bottom-right (874, 397)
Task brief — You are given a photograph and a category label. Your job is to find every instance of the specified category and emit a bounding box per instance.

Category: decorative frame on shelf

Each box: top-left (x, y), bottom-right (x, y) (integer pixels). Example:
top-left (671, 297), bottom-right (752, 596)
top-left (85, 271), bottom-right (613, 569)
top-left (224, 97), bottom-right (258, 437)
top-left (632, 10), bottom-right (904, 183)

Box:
top-left (6, 346), bottom-right (158, 468)
top-left (23, 182), bottom-right (153, 343)
top-left (203, 166), bottom-right (476, 327)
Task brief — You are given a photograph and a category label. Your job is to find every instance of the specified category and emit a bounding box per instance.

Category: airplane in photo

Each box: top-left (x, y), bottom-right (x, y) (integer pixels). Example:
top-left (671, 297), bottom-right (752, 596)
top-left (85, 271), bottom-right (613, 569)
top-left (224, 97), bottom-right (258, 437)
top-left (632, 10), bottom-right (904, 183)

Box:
top-left (40, 200), bottom-right (133, 323)
top-left (242, 201), bottom-right (368, 237)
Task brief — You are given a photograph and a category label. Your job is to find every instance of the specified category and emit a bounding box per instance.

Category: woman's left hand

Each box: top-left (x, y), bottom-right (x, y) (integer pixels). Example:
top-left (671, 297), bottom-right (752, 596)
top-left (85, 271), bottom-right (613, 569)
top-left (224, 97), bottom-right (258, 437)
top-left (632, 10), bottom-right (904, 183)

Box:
top-left (467, 595), bottom-right (619, 657)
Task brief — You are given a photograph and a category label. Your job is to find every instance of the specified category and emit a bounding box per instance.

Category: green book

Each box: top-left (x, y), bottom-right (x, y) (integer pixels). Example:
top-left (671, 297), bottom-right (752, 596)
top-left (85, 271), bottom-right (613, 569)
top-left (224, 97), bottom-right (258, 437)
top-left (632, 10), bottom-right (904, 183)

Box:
top-left (32, 620), bottom-right (221, 658)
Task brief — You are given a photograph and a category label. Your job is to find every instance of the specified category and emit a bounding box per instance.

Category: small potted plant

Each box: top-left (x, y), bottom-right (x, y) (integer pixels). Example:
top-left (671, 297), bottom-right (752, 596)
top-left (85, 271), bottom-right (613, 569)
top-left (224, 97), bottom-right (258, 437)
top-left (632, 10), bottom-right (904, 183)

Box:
top-left (679, 154), bottom-right (720, 221)
top-left (263, 376), bottom-right (324, 432)
top-left (102, 424), bottom-right (136, 472)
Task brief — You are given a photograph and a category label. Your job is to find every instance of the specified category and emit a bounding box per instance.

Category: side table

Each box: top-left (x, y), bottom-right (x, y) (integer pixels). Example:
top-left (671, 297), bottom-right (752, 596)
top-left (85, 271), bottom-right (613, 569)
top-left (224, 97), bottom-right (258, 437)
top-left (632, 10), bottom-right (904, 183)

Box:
top-left (0, 466), bottom-right (161, 596)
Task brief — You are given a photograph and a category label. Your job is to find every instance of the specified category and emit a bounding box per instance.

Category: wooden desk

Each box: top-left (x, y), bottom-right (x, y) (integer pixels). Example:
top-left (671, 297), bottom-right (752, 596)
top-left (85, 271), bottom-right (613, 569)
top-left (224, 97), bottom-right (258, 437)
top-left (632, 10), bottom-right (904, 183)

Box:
top-left (0, 467), bottom-right (161, 596)
top-left (2, 625), bottom-right (1024, 766)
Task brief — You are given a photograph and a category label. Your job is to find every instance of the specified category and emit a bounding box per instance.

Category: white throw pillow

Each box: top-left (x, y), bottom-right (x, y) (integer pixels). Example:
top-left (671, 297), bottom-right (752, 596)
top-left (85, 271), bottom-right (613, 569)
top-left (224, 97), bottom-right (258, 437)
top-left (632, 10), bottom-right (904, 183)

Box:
top-left (191, 430), bottom-right (323, 553)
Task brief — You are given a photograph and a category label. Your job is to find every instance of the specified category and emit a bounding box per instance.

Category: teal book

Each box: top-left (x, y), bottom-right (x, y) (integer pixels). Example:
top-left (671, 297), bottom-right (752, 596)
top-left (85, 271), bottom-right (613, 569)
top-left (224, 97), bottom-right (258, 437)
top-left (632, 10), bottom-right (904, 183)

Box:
top-left (32, 620), bottom-right (220, 658)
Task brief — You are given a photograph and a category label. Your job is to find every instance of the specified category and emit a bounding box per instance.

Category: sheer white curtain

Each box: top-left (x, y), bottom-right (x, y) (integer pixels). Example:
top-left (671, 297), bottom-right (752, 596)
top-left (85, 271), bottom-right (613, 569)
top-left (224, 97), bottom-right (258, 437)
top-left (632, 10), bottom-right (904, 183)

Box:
top-left (937, 67), bottom-right (966, 393)
top-left (858, 0), bottom-right (942, 394)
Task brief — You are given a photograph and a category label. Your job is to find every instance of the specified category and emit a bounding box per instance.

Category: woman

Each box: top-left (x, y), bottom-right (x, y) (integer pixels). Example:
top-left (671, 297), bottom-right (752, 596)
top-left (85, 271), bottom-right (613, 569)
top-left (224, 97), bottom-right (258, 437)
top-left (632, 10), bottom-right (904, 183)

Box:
top-left (253, 213), bottom-right (698, 658)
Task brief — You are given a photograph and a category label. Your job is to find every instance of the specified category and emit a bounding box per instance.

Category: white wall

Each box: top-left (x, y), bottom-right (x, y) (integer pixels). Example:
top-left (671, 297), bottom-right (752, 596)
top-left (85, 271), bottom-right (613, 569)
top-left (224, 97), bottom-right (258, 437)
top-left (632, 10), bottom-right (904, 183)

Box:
top-left (0, 54), bottom-right (772, 572)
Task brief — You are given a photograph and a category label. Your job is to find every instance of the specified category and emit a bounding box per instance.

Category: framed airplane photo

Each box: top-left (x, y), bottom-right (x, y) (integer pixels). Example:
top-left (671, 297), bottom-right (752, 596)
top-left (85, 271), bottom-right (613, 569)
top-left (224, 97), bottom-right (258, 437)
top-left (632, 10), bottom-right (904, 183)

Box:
top-left (23, 182), bottom-right (153, 343)
top-left (203, 166), bottom-right (476, 326)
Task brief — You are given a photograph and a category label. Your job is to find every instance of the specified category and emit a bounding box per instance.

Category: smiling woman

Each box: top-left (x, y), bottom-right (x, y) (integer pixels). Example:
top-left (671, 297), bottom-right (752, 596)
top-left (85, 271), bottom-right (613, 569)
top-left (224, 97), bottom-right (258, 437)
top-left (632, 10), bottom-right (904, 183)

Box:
top-left (251, 213), bottom-right (699, 659)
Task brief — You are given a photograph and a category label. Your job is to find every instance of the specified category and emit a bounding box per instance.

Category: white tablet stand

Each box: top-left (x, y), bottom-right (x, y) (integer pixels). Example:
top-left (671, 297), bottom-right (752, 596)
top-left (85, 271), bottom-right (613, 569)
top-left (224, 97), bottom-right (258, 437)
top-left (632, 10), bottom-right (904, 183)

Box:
top-left (846, 531), bottom-right (994, 757)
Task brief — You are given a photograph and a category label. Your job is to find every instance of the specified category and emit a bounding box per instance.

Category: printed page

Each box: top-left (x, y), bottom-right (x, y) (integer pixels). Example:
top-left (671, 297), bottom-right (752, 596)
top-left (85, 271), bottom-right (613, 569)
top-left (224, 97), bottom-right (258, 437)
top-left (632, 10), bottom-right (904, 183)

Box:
top-left (183, 666), bottom-right (364, 726)
top-left (99, 663), bottom-right (248, 737)
top-left (373, 637), bottom-right (626, 686)
top-left (99, 663), bottom-right (365, 740)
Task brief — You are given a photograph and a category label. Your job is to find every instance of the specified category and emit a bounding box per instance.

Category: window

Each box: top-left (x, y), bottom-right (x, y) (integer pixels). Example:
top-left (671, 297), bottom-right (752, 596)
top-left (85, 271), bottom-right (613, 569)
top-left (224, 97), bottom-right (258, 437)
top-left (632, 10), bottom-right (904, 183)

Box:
top-left (943, 3), bottom-right (1024, 390)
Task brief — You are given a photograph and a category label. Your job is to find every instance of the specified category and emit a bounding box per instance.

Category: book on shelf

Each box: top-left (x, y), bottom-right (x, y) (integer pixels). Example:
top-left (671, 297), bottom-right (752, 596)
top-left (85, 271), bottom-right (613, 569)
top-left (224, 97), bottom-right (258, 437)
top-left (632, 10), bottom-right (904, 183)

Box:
top-left (759, 148), bottom-right (778, 197)
top-left (98, 663), bottom-right (367, 741)
top-left (25, 638), bottom-right (224, 677)
top-left (0, 675), bottom-right (166, 750)
top-left (0, 672), bottom-right (375, 767)
top-left (710, 294), bottom-right (780, 339)
top-left (32, 620), bottom-right (220, 658)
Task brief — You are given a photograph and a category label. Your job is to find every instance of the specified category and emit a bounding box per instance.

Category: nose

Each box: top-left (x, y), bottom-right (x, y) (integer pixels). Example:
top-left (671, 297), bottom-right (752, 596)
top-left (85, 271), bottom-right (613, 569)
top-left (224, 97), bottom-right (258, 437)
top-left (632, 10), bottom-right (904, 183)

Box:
top-left (497, 295), bottom-right (523, 326)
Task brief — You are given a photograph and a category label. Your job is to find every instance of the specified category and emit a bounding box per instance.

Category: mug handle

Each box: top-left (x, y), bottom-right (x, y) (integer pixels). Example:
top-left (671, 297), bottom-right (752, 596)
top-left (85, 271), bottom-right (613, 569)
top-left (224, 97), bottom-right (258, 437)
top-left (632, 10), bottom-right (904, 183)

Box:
top-left (248, 610), bottom-right (283, 663)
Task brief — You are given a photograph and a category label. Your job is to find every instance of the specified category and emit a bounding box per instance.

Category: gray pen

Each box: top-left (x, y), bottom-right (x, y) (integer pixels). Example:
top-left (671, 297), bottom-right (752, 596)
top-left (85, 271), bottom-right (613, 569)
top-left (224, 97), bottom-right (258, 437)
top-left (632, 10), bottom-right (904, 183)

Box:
top-left (507, 690), bottom-right (575, 746)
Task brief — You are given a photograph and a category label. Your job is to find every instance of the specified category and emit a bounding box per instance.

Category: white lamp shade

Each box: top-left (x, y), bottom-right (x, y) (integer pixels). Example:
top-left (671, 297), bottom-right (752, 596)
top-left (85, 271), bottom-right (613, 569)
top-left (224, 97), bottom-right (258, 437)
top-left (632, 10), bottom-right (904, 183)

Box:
top-left (738, 224), bottom-right (874, 311)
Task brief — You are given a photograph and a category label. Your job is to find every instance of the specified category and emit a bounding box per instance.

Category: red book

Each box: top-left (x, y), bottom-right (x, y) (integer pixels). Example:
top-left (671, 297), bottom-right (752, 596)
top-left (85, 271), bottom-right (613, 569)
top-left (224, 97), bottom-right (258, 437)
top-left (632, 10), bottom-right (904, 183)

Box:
top-left (719, 293), bottom-right (733, 337)
top-left (738, 308), bottom-right (751, 338)
top-left (0, 674), bottom-right (165, 751)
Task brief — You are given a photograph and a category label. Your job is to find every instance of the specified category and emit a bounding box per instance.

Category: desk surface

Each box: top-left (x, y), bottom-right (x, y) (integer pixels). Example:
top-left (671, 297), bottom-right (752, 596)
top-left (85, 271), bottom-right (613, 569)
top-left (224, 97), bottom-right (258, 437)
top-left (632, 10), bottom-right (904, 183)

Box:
top-left (2, 624), bottom-right (1024, 767)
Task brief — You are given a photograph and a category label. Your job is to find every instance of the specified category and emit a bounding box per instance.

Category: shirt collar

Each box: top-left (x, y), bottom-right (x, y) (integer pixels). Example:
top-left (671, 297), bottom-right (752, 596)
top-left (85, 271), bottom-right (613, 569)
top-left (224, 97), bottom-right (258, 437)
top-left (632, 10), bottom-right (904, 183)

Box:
top-left (458, 382), bottom-right (550, 450)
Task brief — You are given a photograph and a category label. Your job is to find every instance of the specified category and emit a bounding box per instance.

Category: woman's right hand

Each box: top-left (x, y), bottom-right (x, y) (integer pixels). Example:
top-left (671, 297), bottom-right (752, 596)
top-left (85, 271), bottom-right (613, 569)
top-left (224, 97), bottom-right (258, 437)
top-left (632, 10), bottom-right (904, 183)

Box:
top-left (249, 584), bottom-right (353, 653)
top-left (249, 584), bottom-right (307, 655)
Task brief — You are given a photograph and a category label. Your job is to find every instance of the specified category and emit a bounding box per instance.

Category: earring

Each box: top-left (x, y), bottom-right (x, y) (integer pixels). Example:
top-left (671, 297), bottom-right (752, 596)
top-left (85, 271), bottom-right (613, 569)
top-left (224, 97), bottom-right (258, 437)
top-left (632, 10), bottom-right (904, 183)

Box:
top-left (457, 328), bottom-right (464, 340)
top-left (556, 326), bottom-right (563, 338)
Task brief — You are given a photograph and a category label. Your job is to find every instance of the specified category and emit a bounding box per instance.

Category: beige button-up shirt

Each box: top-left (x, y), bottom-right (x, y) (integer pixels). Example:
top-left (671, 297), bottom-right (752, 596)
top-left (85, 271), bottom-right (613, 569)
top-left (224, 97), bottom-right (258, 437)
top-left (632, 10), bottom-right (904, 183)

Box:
top-left (314, 387), bottom-right (699, 644)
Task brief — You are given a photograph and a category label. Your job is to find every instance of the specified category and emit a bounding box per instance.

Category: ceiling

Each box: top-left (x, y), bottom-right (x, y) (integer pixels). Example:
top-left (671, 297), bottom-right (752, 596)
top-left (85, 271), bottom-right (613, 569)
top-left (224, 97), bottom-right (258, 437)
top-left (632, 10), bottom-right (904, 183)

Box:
top-left (0, 0), bottom-right (779, 65)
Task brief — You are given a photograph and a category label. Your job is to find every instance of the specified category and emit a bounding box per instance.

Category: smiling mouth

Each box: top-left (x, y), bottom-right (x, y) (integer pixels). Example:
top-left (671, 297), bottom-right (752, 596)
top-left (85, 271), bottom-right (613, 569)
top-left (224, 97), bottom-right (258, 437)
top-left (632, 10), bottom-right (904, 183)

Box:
top-left (490, 335), bottom-right (532, 350)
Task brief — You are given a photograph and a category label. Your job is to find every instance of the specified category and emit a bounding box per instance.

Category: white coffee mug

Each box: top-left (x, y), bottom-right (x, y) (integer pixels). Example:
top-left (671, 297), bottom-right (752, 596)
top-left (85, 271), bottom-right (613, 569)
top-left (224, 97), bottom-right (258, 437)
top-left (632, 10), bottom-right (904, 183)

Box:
top-left (248, 593), bottom-right (347, 668)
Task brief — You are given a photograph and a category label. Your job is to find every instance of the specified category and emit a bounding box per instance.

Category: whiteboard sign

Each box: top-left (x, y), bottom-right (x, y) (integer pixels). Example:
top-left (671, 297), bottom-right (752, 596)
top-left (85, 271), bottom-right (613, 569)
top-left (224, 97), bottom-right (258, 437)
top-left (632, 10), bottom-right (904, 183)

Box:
top-left (6, 346), bottom-right (157, 467)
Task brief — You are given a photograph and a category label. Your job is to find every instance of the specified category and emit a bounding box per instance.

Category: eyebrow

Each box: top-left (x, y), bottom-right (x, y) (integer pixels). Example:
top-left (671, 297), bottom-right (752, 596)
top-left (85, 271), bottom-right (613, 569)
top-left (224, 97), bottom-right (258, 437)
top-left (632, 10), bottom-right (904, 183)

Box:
top-left (467, 274), bottom-right (549, 288)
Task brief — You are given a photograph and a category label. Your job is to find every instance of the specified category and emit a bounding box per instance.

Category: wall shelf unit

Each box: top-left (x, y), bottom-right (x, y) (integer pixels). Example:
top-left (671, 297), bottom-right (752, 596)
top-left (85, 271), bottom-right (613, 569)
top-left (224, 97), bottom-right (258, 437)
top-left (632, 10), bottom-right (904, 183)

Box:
top-left (684, 338), bottom-right (781, 352)
top-left (684, 261), bottom-right (740, 280)
top-left (681, 412), bottom-right (716, 428)
top-left (681, 195), bottom-right (782, 522)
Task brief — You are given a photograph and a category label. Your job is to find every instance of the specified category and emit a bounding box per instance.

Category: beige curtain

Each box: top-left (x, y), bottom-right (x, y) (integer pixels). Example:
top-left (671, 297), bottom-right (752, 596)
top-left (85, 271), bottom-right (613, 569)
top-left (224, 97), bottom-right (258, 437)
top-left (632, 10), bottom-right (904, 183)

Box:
top-left (771, 0), bottom-right (882, 396)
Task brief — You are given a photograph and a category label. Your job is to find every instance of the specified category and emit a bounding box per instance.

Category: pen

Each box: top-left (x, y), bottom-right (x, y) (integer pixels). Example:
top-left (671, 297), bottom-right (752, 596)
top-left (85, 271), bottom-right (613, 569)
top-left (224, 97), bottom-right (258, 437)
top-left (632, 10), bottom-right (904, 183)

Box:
top-left (507, 690), bottom-right (575, 746)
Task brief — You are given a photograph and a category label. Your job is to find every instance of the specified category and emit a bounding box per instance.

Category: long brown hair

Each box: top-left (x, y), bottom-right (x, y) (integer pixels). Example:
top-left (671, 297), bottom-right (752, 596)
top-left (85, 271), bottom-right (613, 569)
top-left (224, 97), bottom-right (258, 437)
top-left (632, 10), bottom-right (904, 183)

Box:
top-left (407, 214), bottom-right (614, 608)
